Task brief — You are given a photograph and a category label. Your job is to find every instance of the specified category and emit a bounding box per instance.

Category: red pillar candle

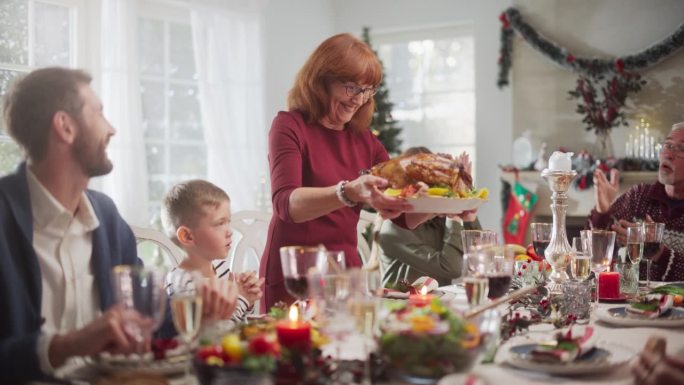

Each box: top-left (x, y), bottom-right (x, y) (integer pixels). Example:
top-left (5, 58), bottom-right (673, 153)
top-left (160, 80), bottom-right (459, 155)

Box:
top-left (409, 286), bottom-right (435, 307)
top-left (598, 272), bottom-right (621, 299)
top-left (276, 305), bottom-right (311, 351)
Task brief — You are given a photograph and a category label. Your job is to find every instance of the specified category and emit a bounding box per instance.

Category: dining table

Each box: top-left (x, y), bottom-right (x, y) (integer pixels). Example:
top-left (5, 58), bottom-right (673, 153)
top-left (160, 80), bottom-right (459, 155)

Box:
top-left (62, 283), bottom-right (684, 385)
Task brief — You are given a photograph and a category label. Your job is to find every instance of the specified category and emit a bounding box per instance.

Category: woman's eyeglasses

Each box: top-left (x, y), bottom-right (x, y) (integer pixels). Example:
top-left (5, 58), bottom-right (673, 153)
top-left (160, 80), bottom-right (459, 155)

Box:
top-left (341, 83), bottom-right (377, 99)
top-left (659, 141), bottom-right (684, 158)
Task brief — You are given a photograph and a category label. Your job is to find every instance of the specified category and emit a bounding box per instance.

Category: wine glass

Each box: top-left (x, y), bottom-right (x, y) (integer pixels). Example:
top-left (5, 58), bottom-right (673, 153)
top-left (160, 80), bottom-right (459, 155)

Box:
top-left (348, 269), bottom-right (382, 385)
top-left (460, 230), bottom-right (497, 278)
top-left (111, 265), bottom-right (167, 352)
top-left (642, 222), bottom-right (665, 289)
top-left (625, 224), bottom-right (645, 264)
top-left (280, 246), bottom-right (323, 311)
top-left (471, 244), bottom-right (514, 300)
top-left (530, 222), bottom-right (553, 259)
top-left (571, 237), bottom-right (591, 281)
top-left (581, 230), bottom-right (616, 307)
top-left (166, 269), bottom-right (203, 381)
top-left (280, 246), bottom-right (345, 315)
top-left (307, 271), bottom-right (355, 385)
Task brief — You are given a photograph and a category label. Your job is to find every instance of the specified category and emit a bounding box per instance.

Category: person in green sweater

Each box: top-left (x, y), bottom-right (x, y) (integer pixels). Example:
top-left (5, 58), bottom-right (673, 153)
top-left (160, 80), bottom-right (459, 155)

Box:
top-left (378, 147), bottom-right (482, 287)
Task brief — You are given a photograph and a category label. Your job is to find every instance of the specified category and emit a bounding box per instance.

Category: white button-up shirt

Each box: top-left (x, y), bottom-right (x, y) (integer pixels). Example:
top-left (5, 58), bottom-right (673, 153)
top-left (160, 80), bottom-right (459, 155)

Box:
top-left (26, 169), bottom-right (101, 374)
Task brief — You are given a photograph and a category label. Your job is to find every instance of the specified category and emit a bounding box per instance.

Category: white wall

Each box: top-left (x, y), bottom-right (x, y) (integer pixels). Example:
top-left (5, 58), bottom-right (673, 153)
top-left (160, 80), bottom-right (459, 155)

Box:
top-left (332, 0), bottom-right (473, 32)
top-left (261, 0), bottom-right (335, 124)
top-left (512, 0), bottom-right (684, 157)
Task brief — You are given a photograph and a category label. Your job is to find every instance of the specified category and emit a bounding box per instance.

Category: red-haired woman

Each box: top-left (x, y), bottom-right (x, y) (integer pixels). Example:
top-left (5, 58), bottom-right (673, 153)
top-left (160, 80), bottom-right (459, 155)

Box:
top-left (259, 33), bottom-right (412, 310)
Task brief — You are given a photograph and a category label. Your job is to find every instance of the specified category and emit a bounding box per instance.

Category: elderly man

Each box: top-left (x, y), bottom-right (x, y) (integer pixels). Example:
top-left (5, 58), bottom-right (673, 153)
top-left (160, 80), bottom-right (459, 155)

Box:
top-left (0, 68), bottom-right (237, 383)
top-left (587, 122), bottom-right (684, 281)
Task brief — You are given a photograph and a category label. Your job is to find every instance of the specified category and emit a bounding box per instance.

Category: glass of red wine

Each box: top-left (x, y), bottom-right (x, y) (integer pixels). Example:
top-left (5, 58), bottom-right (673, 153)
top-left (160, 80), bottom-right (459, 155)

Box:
top-left (280, 246), bottom-right (346, 315)
top-left (530, 222), bottom-right (553, 259)
top-left (642, 222), bottom-right (665, 289)
top-left (471, 244), bottom-right (515, 300)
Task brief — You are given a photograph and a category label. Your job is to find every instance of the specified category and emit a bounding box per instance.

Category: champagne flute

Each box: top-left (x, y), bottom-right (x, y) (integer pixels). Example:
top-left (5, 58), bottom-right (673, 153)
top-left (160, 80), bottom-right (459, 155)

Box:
top-left (167, 270), bottom-right (203, 381)
top-left (581, 230), bottom-right (616, 307)
top-left (642, 222), bottom-right (665, 289)
top-left (571, 237), bottom-right (591, 281)
top-left (111, 265), bottom-right (167, 353)
top-left (463, 245), bottom-right (489, 307)
top-left (626, 224), bottom-right (645, 264)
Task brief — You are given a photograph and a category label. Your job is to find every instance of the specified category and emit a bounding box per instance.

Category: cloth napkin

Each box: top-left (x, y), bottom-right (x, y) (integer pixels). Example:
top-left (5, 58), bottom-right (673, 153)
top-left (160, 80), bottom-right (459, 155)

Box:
top-left (383, 276), bottom-right (439, 299)
top-left (626, 294), bottom-right (674, 319)
top-left (531, 326), bottom-right (597, 363)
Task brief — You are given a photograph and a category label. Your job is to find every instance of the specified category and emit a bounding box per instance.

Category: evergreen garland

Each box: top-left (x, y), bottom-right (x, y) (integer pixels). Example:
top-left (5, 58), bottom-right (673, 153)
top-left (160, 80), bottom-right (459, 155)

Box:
top-left (362, 27), bottom-right (403, 155)
top-left (497, 7), bottom-right (684, 87)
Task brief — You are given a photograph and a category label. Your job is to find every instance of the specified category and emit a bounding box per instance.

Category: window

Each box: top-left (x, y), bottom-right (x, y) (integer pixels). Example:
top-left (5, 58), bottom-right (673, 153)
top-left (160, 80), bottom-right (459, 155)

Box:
top-left (0, 0), bottom-right (79, 174)
top-left (138, 12), bottom-right (206, 225)
top-left (374, 25), bottom-right (476, 173)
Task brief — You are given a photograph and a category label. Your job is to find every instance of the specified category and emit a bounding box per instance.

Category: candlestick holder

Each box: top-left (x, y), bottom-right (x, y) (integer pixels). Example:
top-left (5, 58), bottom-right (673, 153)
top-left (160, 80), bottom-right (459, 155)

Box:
top-left (540, 169), bottom-right (578, 293)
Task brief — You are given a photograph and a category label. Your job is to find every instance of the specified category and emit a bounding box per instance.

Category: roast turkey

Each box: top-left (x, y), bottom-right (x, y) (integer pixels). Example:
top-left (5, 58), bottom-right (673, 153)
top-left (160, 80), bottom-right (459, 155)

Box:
top-left (370, 153), bottom-right (473, 195)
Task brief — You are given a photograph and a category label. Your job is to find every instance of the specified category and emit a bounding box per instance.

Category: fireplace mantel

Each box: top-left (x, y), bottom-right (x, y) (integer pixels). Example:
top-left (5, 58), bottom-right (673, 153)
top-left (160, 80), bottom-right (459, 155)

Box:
top-left (500, 170), bottom-right (658, 242)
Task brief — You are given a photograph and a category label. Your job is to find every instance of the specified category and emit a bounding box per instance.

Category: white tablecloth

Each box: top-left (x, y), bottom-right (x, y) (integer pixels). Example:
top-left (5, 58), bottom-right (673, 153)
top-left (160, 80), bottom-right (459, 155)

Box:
top-left (64, 284), bottom-right (684, 385)
top-left (436, 284), bottom-right (684, 385)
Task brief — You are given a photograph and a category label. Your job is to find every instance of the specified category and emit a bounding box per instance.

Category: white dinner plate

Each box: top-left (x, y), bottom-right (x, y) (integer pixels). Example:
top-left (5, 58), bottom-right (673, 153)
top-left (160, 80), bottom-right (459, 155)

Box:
top-left (382, 289), bottom-right (452, 300)
top-left (89, 352), bottom-right (191, 376)
top-left (596, 306), bottom-right (684, 327)
top-left (406, 196), bottom-right (486, 214)
top-left (506, 342), bottom-right (634, 376)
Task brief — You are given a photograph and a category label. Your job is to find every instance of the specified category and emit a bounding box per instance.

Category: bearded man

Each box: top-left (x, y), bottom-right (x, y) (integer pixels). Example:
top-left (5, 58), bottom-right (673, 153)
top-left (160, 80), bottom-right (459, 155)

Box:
top-left (588, 122), bottom-right (684, 282)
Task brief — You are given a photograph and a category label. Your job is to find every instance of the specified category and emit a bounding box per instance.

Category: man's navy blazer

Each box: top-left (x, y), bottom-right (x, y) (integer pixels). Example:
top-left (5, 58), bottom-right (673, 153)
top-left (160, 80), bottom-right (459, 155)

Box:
top-left (0, 163), bottom-right (139, 383)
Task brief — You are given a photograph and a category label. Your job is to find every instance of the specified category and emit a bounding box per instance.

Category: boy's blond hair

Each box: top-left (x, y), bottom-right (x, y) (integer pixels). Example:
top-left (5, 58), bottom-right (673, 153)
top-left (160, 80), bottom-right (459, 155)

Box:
top-left (161, 179), bottom-right (230, 246)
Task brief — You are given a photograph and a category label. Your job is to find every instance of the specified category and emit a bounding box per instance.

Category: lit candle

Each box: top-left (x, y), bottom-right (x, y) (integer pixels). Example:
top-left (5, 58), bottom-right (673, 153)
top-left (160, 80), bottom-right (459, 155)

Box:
top-left (409, 286), bottom-right (435, 307)
top-left (276, 305), bottom-right (311, 351)
top-left (547, 151), bottom-right (574, 172)
top-left (598, 272), bottom-right (620, 299)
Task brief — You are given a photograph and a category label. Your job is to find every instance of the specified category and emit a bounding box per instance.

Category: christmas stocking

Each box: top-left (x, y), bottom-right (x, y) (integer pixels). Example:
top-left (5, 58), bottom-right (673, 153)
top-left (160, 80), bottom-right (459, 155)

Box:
top-left (503, 182), bottom-right (538, 244)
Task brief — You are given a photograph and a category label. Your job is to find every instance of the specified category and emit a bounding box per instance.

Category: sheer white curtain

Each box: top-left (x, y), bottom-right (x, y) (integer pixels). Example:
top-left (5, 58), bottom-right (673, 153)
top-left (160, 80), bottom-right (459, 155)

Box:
top-left (95, 0), bottom-right (149, 226)
top-left (190, 0), bottom-right (267, 212)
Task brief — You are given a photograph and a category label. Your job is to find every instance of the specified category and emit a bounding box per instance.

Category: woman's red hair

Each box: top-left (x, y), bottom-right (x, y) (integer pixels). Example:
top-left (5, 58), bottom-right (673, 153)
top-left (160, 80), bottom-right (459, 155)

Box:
top-left (287, 33), bottom-right (382, 133)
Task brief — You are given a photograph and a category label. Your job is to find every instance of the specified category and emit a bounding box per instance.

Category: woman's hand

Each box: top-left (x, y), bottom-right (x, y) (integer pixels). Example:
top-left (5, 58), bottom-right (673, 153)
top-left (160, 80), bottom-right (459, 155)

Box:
top-left (345, 175), bottom-right (413, 219)
top-left (594, 168), bottom-right (620, 213)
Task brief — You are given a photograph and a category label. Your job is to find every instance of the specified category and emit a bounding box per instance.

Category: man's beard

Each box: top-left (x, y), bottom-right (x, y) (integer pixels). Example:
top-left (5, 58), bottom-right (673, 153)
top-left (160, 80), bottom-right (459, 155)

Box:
top-left (72, 121), bottom-right (113, 177)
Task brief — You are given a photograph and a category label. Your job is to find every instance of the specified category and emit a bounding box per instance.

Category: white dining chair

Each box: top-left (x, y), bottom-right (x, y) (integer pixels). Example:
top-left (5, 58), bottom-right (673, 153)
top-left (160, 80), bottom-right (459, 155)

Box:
top-left (228, 210), bottom-right (271, 274)
top-left (130, 225), bottom-right (185, 267)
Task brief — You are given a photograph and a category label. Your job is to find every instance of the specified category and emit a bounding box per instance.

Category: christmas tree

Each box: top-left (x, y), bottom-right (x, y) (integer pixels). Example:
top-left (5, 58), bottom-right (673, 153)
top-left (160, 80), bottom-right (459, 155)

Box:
top-left (362, 27), bottom-right (403, 155)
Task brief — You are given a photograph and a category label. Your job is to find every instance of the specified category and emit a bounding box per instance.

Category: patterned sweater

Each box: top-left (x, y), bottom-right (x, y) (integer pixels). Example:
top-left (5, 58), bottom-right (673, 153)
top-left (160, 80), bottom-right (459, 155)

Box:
top-left (587, 182), bottom-right (684, 281)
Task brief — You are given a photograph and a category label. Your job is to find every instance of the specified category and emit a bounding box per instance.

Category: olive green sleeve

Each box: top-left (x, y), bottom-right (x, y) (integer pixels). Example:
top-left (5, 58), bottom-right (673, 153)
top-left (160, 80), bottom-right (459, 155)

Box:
top-left (379, 217), bottom-right (481, 281)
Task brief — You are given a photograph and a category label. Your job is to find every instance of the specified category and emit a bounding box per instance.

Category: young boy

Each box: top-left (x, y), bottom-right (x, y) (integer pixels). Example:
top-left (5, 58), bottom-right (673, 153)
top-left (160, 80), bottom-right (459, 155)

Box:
top-left (161, 179), bottom-right (264, 323)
